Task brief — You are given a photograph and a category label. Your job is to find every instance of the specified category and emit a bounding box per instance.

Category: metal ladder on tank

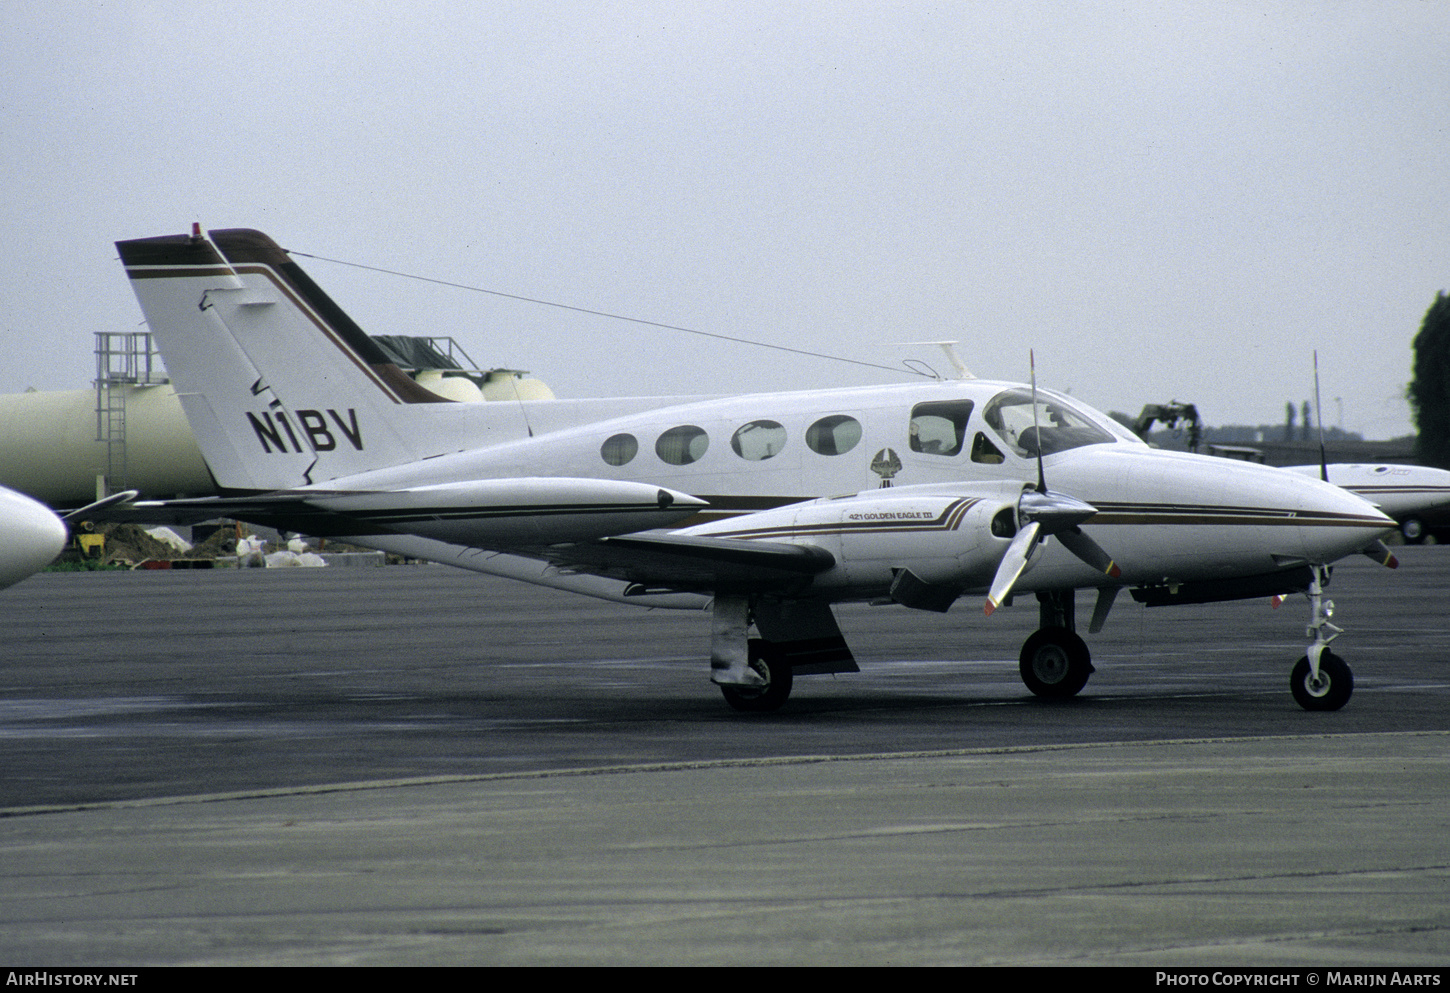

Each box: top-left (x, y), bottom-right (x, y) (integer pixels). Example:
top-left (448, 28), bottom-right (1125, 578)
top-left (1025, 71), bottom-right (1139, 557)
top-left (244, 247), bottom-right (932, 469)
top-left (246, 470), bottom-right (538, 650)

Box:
top-left (94, 331), bottom-right (167, 499)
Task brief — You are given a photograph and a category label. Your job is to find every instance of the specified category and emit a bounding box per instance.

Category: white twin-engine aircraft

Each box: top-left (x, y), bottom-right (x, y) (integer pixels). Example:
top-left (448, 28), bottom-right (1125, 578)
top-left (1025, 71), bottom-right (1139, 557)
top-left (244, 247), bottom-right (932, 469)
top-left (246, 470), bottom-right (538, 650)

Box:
top-left (114, 226), bottom-right (1397, 713)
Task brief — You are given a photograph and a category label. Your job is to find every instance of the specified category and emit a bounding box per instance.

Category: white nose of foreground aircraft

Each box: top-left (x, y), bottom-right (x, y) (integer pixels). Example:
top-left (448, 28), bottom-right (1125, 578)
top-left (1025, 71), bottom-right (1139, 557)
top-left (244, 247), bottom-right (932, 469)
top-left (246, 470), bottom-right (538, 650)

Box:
top-left (106, 225), bottom-right (1397, 714)
top-left (0, 485), bottom-right (67, 590)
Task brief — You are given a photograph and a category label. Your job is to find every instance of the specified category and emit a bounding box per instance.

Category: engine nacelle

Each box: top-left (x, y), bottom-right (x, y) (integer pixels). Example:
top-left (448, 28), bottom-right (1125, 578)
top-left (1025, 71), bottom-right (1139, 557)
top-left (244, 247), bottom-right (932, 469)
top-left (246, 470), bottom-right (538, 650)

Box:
top-left (686, 484), bottom-right (1024, 601)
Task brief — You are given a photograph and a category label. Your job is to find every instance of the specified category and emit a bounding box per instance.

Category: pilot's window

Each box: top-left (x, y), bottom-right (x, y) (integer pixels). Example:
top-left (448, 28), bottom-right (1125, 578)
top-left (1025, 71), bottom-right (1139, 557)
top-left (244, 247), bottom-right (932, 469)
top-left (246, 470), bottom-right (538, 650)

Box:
top-left (983, 389), bottom-right (1114, 456)
top-left (971, 432), bottom-right (1004, 464)
top-left (908, 400), bottom-right (973, 456)
top-left (731, 420), bottom-right (786, 461)
top-left (601, 433), bottom-right (638, 466)
top-left (656, 425), bottom-right (709, 466)
top-left (805, 414), bottom-right (862, 456)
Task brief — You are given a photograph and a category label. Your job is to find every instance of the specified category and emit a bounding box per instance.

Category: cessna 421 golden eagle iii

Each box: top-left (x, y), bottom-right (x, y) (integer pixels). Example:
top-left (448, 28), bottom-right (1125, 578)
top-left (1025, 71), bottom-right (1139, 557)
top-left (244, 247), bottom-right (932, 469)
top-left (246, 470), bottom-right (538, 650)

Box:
top-left (112, 226), bottom-right (1398, 713)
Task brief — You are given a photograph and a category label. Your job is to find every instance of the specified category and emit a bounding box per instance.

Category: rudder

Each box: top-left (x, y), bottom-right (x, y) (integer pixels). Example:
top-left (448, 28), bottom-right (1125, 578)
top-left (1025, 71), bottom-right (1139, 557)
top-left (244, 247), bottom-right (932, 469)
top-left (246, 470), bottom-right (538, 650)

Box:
top-left (118, 227), bottom-right (451, 490)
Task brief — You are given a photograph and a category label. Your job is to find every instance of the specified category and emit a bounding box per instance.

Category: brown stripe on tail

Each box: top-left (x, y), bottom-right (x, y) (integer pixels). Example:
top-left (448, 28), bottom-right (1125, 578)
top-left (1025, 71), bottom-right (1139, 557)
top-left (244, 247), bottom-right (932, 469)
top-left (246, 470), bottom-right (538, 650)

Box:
top-left (209, 228), bottom-right (451, 405)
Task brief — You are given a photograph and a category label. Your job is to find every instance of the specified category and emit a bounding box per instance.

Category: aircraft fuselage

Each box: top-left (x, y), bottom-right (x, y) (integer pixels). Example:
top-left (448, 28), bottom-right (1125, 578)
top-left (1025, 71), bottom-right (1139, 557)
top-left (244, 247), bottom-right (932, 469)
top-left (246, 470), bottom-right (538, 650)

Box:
top-left (309, 378), bottom-right (1391, 604)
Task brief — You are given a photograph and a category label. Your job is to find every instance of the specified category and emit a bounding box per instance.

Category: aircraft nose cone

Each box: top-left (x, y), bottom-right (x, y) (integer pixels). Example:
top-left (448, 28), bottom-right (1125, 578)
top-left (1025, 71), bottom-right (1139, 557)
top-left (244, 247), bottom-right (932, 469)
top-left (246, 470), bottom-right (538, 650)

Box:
top-left (1293, 474), bottom-right (1396, 562)
top-left (0, 488), bottom-right (67, 590)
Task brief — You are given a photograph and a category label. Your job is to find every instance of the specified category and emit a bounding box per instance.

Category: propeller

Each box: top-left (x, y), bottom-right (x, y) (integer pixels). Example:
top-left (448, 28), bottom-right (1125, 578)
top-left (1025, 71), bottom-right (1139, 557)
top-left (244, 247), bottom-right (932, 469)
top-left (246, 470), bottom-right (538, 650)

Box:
top-left (984, 487), bottom-right (1120, 615)
top-left (983, 353), bottom-right (1121, 616)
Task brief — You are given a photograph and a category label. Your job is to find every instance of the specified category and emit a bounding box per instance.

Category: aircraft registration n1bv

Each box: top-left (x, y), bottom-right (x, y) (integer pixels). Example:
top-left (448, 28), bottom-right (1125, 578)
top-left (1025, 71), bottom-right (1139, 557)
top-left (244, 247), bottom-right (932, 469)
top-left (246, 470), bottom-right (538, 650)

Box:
top-left (110, 225), bottom-right (1398, 713)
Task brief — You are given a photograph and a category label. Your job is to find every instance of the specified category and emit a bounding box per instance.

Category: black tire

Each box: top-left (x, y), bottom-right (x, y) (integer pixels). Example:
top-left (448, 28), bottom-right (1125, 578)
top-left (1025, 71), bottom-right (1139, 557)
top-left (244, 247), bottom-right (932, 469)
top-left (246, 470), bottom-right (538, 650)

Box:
top-left (1290, 651), bottom-right (1353, 711)
top-left (1018, 627), bottom-right (1093, 698)
top-left (1401, 517), bottom-right (1425, 544)
top-left (719, 639), bottom-right (794, 713)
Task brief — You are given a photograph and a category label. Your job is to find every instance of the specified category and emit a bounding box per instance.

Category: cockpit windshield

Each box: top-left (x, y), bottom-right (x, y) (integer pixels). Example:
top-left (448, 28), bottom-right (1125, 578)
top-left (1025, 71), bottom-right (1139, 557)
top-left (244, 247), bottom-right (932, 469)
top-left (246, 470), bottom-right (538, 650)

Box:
top-left (982, 389), bottom-right (1116, 457)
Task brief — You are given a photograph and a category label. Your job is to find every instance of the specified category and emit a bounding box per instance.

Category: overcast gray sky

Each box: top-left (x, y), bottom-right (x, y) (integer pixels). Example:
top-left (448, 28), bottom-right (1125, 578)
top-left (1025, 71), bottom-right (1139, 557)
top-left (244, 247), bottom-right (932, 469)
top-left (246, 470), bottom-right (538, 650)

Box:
top-left (2, 1), bottom-right (1444, 438)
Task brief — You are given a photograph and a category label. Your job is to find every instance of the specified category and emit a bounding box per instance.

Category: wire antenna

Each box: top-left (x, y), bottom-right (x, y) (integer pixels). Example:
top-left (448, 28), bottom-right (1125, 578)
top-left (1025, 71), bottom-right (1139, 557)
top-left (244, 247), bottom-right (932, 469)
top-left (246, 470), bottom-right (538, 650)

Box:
top-left (287, 248), bottom-right (926, 379)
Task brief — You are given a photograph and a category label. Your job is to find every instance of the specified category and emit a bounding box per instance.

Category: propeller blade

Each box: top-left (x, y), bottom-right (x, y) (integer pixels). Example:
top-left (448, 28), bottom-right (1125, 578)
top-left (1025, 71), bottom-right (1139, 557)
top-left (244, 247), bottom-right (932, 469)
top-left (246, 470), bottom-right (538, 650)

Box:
top-left (985, 520), bottom-right (1041, 616)
top-left (1058, 526), bottom-right (1121, 579)
top-left (1360, 539), bottom-right (1399, 570)
top-left (1088, 585), bottom-right (1120, 634)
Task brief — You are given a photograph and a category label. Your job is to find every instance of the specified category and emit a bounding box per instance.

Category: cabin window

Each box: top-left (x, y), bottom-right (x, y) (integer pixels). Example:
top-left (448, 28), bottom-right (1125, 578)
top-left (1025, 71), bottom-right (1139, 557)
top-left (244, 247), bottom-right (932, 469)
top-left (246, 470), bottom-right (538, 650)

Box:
top-left (601, 433), bottom-right (638, 466)
top-left (971, 432), bottom-right (1005, 464)
top-left (908, 400), bottom-right (973, 456)
top-left (983, 389), bottom-right (1115, 456)
top-left (656, 425), bottom-right (709, 465)
top-left (731, 420), bottom-right (787, 461)
top-left (805, 414), bottom-right (862, 456)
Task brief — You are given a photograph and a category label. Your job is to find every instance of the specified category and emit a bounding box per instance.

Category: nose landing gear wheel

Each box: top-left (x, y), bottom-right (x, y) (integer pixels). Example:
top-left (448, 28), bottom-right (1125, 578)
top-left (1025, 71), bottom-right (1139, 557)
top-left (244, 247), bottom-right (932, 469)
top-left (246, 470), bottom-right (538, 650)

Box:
top-left (1019, 627), bottom-right (1093, 698)
top-left (720, 639), bottom-right (794, 713)
top-left (1290, 651), bottom-right (1353, 711)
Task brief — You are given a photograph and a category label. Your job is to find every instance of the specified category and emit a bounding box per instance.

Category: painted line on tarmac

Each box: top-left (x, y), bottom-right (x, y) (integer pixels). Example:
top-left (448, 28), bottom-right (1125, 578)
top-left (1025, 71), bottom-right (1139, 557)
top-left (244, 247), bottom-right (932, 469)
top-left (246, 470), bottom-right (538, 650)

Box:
top-left (3, 729), bottom-right (1445, 819)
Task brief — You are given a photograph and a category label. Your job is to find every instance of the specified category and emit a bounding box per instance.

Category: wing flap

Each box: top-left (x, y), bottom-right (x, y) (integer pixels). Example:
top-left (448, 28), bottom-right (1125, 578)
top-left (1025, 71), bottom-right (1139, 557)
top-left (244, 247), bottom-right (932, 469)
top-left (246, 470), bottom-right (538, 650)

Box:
top-left (555, 532), bottom-right (835, 595)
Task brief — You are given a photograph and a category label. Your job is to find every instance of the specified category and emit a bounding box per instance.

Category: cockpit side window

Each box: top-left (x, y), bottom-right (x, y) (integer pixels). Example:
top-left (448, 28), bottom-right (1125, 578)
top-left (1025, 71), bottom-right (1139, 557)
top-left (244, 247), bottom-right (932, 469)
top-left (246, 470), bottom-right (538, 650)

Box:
top-left (971, 432), bottom-right (1004, 464)
top-left (908, 400), bottom-right (973, 457)
top-left (982, 389), bottom-right (1114, 457)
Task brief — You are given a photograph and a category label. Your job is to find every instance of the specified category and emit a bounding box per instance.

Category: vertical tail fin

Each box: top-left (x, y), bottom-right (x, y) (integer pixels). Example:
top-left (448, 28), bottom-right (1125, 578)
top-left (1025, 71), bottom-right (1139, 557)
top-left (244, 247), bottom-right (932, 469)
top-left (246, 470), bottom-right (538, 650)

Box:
top-left (117, 227), bottom-right (452, 491)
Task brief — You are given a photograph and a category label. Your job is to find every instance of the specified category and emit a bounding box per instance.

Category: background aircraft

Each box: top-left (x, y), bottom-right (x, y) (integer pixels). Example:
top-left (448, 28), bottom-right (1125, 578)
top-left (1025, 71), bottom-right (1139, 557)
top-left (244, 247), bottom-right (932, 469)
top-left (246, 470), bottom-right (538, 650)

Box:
top-left (1285, 463), bottom-right (1450, 545)
top-left (108, 226), bottom-right (1395, 712)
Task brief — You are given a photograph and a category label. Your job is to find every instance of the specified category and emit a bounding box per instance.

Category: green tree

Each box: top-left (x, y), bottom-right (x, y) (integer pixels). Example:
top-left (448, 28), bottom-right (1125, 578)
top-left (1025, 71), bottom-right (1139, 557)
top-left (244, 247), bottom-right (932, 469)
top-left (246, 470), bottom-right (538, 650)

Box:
top-left (1408, 291), bottom-right (1450, 468)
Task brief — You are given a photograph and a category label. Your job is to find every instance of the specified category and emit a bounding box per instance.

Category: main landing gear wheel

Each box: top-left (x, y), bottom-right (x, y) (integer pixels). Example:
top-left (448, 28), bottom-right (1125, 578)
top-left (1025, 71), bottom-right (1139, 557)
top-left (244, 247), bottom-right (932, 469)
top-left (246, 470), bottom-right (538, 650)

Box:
top-left (719, 639), bottom-right (794, 713)
top-left (1290, 651), bottom-right (1353, 711)
top-left (1019, 627), bottom-right (1093, 698)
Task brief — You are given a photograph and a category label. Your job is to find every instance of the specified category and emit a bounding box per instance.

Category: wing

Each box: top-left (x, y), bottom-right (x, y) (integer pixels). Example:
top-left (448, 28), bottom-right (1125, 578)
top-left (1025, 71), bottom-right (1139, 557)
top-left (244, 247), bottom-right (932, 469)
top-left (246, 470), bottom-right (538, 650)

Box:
top-left (546, 531), bottom-right (836, 596)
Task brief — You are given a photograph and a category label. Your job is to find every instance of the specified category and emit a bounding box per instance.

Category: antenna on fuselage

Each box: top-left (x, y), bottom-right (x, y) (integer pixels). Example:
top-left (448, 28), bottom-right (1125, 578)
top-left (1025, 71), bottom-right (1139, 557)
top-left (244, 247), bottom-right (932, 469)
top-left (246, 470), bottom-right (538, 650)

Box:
top-left (1030, 349), bottom-right (1047, 494)
top-left (896, 341), bottom-right (975, 380)
top-left (1313, 350), bottom-right (1328, 483)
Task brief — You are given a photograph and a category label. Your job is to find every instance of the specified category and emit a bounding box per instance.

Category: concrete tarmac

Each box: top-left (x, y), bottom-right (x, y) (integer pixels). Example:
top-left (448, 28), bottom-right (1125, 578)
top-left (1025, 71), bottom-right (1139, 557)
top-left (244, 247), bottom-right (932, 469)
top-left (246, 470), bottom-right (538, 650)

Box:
top-left (2, 551), bottom-right (1448, 966)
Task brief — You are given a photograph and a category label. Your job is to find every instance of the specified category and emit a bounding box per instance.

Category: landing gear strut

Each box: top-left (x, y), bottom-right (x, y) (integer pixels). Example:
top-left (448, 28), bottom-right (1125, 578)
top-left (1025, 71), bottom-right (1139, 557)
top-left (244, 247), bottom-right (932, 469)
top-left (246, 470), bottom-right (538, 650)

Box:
top-left (711, 596), bottom-right (797, 713)
top-left (1291, 566), bottom-right (1353, 711)
top-left (1018, 590), bottom-right (1095, 698)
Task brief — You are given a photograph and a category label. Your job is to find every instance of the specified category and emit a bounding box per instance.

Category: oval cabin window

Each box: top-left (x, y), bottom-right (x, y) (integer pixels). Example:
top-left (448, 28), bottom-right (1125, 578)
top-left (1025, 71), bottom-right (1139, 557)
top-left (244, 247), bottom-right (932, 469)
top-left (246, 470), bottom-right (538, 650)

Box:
top-left (731, 420), bottom-right (787, 461)
top-left (601, 433), bottom-right (638, 466)
top-left (805, 414), bottom-right (862, 456)
top-left (656, 425), bottom-right (710, 466)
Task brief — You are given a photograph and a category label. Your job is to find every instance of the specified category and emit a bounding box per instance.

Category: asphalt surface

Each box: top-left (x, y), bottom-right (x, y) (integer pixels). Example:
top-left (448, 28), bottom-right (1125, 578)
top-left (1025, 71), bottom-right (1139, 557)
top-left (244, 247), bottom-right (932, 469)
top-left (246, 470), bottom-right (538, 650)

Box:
top-left (2, 549), bottom-right (1448, 965)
